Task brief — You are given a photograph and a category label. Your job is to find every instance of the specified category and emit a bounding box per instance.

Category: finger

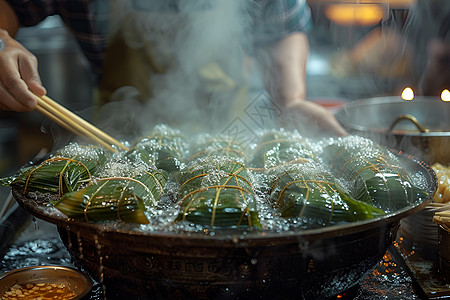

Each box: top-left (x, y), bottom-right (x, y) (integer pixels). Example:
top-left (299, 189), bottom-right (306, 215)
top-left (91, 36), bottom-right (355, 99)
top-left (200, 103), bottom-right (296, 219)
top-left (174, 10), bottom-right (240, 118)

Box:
top-left (316, 109), bottom-right (348, 137)
top-left (19, 55), bottom-right (46, 96)
top-left (0, 101), bottom-right (12, 111)
top-left (326, 118), bottom-right (348, 137)
top-left (0, 59), bottom-right (37, 110)
top-left (286, 100), bottom-right (348, 137)
top-left (0, 80), bottom-right (35, 111)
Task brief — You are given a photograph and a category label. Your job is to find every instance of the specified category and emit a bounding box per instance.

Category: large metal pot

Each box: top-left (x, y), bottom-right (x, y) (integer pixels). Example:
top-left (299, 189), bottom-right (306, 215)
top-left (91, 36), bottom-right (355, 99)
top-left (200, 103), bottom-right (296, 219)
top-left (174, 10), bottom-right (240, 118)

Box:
top-left (11, 152), bottom-right (436, 300)
top-left (335, 96), bottom-right (450, 165)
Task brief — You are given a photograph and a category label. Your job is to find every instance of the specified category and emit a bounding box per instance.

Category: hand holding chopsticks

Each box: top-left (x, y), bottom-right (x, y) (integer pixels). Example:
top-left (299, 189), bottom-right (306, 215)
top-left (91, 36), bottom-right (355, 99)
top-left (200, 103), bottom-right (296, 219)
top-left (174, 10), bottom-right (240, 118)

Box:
top-left (35, 95), bottom-right (129, 153)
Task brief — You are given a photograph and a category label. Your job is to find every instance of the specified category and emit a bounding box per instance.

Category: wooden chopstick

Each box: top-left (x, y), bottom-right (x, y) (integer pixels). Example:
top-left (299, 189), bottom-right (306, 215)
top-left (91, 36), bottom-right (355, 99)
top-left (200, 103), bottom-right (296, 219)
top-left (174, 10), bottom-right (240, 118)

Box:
top-left (40, 95), bottom-right (130, 151)
top-left (35, 95), bottom-right (129, 153)
top-left (35, 100), bottom-right (117, 152)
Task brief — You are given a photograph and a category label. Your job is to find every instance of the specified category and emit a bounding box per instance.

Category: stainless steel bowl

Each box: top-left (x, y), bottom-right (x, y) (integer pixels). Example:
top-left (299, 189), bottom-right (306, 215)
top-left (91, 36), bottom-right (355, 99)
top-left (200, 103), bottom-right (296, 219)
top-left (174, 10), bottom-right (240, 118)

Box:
top-left (335, 96), bottom-right (450, 164)
top-left (0, 265), bottom-right (93, 300)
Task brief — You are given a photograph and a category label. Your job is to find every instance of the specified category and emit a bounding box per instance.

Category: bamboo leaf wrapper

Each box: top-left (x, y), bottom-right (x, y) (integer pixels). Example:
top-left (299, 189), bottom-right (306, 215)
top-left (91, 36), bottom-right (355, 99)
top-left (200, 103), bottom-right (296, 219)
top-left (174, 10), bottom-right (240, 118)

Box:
top-left (190, 134), bottom-right (249, 162)
top-left (126, 125), bottom-right (189, 173)
top-left (176, 157), bottom-right (261, 229)
top-left (52, 166), bottom-right (168, 224)
top-left (252, 131), bottom-right (316, 169)
top-left (268, 163), bottom-right (385, 228)
top-left (0, 144), bottom-right (109, 197)
top-left (321, 136), bottom-right (430, 211)
top-left (53, 180), bottom-right (149, 224)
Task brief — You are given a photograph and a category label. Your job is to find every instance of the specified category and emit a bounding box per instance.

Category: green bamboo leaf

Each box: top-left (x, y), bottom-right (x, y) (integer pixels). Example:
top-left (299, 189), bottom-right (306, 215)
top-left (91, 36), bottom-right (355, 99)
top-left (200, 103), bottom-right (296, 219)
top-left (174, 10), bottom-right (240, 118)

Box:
top-left (176, 157), bottom-right (261, 229)
top-left (51, 160), bottom-right (168, 223)
top-left (2, 143), bottom-right (110, 197)
top-left (55, 143), bottom-right (112, 175)
top-left (88, 161), bottom-right (168, 207)
top-left (8, 157), bottom-right (92, 197)
top-left (53, 181), bottom-right (149, 224)
top-left (127, 126), bottom-right (188, 173)
top-left (321, 136), bottom-right (430, 211)
top-left (190, 134), bottom-right (249, 162)
top-left (176, 187), bottom-right (260, 228)
top-left (252, 130), bottom-right (317, 169)
top-left (268, 163), bottom-right (385, 227)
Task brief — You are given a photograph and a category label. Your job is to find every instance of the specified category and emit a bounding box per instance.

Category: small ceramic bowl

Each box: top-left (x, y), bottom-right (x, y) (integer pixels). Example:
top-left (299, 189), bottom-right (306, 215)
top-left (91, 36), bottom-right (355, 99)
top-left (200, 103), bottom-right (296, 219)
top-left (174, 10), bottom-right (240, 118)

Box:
top-left (0, 265), bottom-right (93, 300)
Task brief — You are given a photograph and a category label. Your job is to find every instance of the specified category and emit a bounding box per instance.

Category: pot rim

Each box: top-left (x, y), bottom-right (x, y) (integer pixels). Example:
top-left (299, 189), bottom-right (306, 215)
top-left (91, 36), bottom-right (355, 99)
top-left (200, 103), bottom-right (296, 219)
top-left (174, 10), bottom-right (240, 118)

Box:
top-left (336, 96), bottom-right (450, 137)
top-left (0, 265), bottom-right (92, 300)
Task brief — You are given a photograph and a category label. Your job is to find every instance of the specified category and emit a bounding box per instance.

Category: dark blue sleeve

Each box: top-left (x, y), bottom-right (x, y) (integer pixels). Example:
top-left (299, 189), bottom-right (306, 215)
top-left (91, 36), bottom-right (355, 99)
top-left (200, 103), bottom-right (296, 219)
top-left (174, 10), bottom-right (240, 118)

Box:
top-left (249, 0), bottom-right (313, 47)
top-left (6, 0), bottom-right (57, 26)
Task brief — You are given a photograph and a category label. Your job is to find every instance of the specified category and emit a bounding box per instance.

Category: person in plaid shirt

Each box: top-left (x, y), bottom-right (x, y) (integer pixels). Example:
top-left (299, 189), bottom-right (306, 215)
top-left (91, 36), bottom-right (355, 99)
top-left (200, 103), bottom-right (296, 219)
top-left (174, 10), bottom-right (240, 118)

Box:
top-left (0, 0), bottom-right (347, 136)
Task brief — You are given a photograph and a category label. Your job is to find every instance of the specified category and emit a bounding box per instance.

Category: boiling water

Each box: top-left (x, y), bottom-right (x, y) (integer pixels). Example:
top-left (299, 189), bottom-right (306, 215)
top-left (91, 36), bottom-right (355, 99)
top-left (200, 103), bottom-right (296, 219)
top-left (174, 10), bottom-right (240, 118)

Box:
top-left (41, 133), bottom-right (432, 235)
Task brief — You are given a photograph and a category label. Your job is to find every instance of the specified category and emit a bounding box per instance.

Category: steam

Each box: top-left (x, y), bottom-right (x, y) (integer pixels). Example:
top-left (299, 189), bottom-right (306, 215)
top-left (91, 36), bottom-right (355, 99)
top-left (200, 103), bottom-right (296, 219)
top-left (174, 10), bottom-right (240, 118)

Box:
top-left (97, 0), bottom-right (253, 139)
top-left (90, 0), bottom-right (449, 148)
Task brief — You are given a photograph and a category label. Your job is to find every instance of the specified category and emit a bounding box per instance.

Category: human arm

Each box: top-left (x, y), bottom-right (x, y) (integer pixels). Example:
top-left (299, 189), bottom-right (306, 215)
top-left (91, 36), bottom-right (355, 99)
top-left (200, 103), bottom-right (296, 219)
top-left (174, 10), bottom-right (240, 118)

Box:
top-left (251, 0), bottom-right (347, 137)
top-left (0, 0), bottom-right (46, 111)
top-left (256, 32), bottom-right (347, 137)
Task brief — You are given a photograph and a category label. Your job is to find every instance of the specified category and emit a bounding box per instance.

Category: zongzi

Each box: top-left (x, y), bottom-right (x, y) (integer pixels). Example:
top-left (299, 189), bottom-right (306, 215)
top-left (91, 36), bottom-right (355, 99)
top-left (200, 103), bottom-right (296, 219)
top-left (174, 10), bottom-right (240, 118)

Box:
top-left (52, 161), bottom-right (168, 223)
top-left (321, 136), bottom-right (430, 211)
top-left (252, 130), bottom-right (316, 169)
top-left (0, 144), bottom-right (109, 197)
top-left (176, 156), bottom-right (261, 229)
top-left (190, 134), bottom-right (249, 162)
top-left (268, 162), bottom-right (385, 228)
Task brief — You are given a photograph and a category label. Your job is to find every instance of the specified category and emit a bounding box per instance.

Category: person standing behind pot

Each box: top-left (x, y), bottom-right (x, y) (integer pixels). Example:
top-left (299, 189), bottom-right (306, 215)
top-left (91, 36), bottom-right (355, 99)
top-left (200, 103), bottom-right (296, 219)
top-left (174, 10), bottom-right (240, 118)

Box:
top-left (0, 0), bottom-right (347, 137)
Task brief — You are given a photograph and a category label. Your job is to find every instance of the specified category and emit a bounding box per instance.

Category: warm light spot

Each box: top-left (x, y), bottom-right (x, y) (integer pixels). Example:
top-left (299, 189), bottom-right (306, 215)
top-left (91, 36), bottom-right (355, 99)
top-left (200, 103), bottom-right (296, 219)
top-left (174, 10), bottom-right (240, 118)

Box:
top-left (401, 87), bottom-right (414, 101)
top-left (325, 4), bottom-right (384, 26)
top-left (387, 0), bottom-right (416, 8)
top-left (441, 89), bottom-right (450, 102)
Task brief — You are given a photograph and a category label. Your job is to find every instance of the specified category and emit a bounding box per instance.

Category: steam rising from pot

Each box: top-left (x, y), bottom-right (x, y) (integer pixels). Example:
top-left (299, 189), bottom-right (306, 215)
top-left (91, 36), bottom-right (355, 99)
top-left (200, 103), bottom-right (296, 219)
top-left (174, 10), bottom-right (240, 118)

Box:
top-left (96, 0), bottom-right (254, 139)
top-left (85, 0), bottom-right (450, 144)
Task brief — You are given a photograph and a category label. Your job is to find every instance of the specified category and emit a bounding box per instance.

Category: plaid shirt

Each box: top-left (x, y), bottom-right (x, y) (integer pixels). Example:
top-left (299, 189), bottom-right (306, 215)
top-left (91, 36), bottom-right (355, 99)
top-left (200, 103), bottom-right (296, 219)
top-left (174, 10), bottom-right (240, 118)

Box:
top-left (7, 0), bottom-right (312, 79)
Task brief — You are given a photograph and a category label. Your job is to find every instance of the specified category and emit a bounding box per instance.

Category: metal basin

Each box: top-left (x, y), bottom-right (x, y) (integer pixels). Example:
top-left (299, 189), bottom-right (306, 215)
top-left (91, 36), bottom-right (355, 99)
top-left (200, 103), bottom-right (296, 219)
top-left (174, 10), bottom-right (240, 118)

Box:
top-left (335, 96), bottom-right (450, 164)
top-left (11, 152), bottom-right (436, 299)
top-left (0, 265), bottom-right (92, 300)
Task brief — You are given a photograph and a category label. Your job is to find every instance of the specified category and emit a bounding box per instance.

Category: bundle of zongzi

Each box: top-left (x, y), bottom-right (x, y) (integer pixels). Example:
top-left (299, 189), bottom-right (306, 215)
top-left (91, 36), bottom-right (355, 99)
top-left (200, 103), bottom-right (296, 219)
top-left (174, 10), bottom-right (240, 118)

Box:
top-left (252, 130), bottom-right (316, 169)
top-left (268, 162), bottom-right (385, 228)
top-left (0, 144), bottom-right (109, 197)
top-left (190, 134), bottom-right (249, 162)
top-left (321, 136), bottom-right (430, 211)
top-left (52, 161), bottom-right (168, 224)
top-left (176, 157), bottom-right (260, 229)
top-left (126, 125), bottom-right (189, 173)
